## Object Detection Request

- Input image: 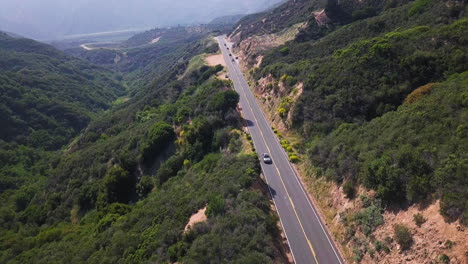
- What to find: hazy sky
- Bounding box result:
[0,0,283,40]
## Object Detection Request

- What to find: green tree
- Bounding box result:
[280,46,290,55]
[157,154,185,185]
[206,195,225,217]
[98,165,133,207]
[394,224,413,250]
[209,90,240,113]
[140,121,175,164]
[413,213,427,227]
[361,155,404,203]
[343,181,356,199]
[137,176,155,197]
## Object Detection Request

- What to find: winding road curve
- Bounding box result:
[216,36,345,264]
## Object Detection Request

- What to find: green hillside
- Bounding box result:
[0,29,285,263]
[1,0,466,262]
[0,32,125,149]
[226,1,468,261]
[311,72,467,221]
[245,0,468,224]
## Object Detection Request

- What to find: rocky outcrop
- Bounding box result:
[229,22,305,70]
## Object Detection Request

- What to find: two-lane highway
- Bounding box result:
[216,36,344,264]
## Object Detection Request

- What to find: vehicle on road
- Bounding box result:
[235,57,238,59]
[218,36,344,264]
[229,54,232,56]
[262,153,272,164]
[232,59,235,62]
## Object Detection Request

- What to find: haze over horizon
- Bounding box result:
[0,0,283,40]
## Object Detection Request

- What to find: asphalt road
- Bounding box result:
[216,36,344,264]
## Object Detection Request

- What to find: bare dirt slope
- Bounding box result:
[184,207,207,232]
[368,201,467,264]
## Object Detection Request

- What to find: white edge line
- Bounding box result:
[221,36,344,264]
[253,94,344,264]
[216,36,298,264]
[251,82,344,264]
[278,139,344,264]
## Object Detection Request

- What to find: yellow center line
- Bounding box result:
[225,44,320,263]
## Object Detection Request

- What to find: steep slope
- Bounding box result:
[239,0,467,218]
[0,32,125,149]
[229,0,416,68]
[315,72,468,263]
[229,0,319,43]
[0,30,288,263]
[228,0,468,262]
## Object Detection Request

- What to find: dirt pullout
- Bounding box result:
[205,54,227,67]
[184,207,207,232]
[206,53,229,80]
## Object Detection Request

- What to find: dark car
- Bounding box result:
[229,54,232,56]
[262,153,272,164]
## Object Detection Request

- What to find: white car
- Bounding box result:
[262,153,272,164]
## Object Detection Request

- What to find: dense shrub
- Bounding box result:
[409,0,433,16]
[280,46,290,55]
[206,195,225,217]
[97,165,134,207]
[0,34,124,150]
[393,224,413,250]
[140,121,175,164]
[352,7,377,21]
[413,213,427,227]
[157,154,185,185]
[354,201,384,236]
[439,254,450,263]
[289,155,300,163]
[209,90,240,113]
[343,181,356,199]
[310,72,468,221]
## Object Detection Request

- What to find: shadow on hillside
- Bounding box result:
[385,197,435,217]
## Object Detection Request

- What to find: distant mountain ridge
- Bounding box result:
[0,0,284,40]
[0,30,23,39]
[209,14,245,25]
